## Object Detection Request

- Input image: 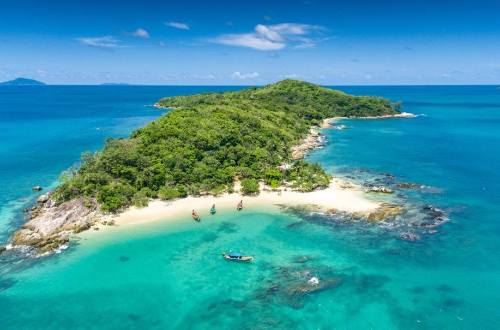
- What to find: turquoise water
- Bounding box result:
[1,86,499,329]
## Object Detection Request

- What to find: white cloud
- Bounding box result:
[217,34,285,50]
[213,23,323,51]
[231,71,259,80]
[166,22,190,30]
[280,73,301,79]
[131,28,150,38]
[77,36,123,49]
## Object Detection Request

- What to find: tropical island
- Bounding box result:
[10,80,406,254]
[0,77,46,86]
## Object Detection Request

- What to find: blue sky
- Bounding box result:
[1,0,499,85]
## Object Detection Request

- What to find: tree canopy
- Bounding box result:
[54,80,398,212]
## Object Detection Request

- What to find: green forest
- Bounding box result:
[54,80,398,212]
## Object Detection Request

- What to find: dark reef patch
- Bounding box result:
[0,277,17,292]
[216,222,238,234]
[119,256,130,262]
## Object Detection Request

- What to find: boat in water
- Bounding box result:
[222,252,253,262]
[210,204,216,215]
[236,200,243,211]
[192,210,201,222]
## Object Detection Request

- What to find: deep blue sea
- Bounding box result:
[0,85,499,329]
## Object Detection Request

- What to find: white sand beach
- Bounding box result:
[110,178,379,227]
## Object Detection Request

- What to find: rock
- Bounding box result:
[367,186,394,194]
[400,232,421,241]
[73,222,91,233]
[293,256,312,264]
[411,205,448,228]
[0,245,5,254]
[366,203,404,222]
[332,124,347,130]
[10,197,101,255]
[32,185,42,191]
[37,193,50,204]
[291,127,325,160]
[397,182,423,189]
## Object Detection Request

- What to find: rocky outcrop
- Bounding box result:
[10,194,104,255]
[367,186,394,194]
[291,127,325,160]
[365,203,404,222]
[357,112,417,120]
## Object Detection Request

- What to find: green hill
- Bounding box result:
[54,80,399,212]
[0,78,46,86]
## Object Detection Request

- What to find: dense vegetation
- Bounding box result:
[54,80,398,212]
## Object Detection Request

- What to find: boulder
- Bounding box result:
[37,193,50,204]
[366,203,404,222]
[367,186,394,194]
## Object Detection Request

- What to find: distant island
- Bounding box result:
[10,80,406,254]
[100,82,132,86]
[0,78,46,86]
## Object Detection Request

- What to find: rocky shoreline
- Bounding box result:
[7,193,110,256]
[290,118,335,160]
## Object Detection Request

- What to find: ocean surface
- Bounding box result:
[0,85,499,329]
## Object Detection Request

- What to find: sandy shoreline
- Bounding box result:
[108,178,378,228]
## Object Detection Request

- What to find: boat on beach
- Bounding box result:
[222,252,253,262]
[210,204,216,215]
[236,200,243,211]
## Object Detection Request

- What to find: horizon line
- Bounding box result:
[1,83,499,87]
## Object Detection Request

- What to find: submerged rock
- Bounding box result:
[366,203,404,222]
[400,231,421,241]
[397,182,424,189]
[411,205,448,228]
[257,265,343,309]
[292,255,313,264]
[0,278,17,292]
